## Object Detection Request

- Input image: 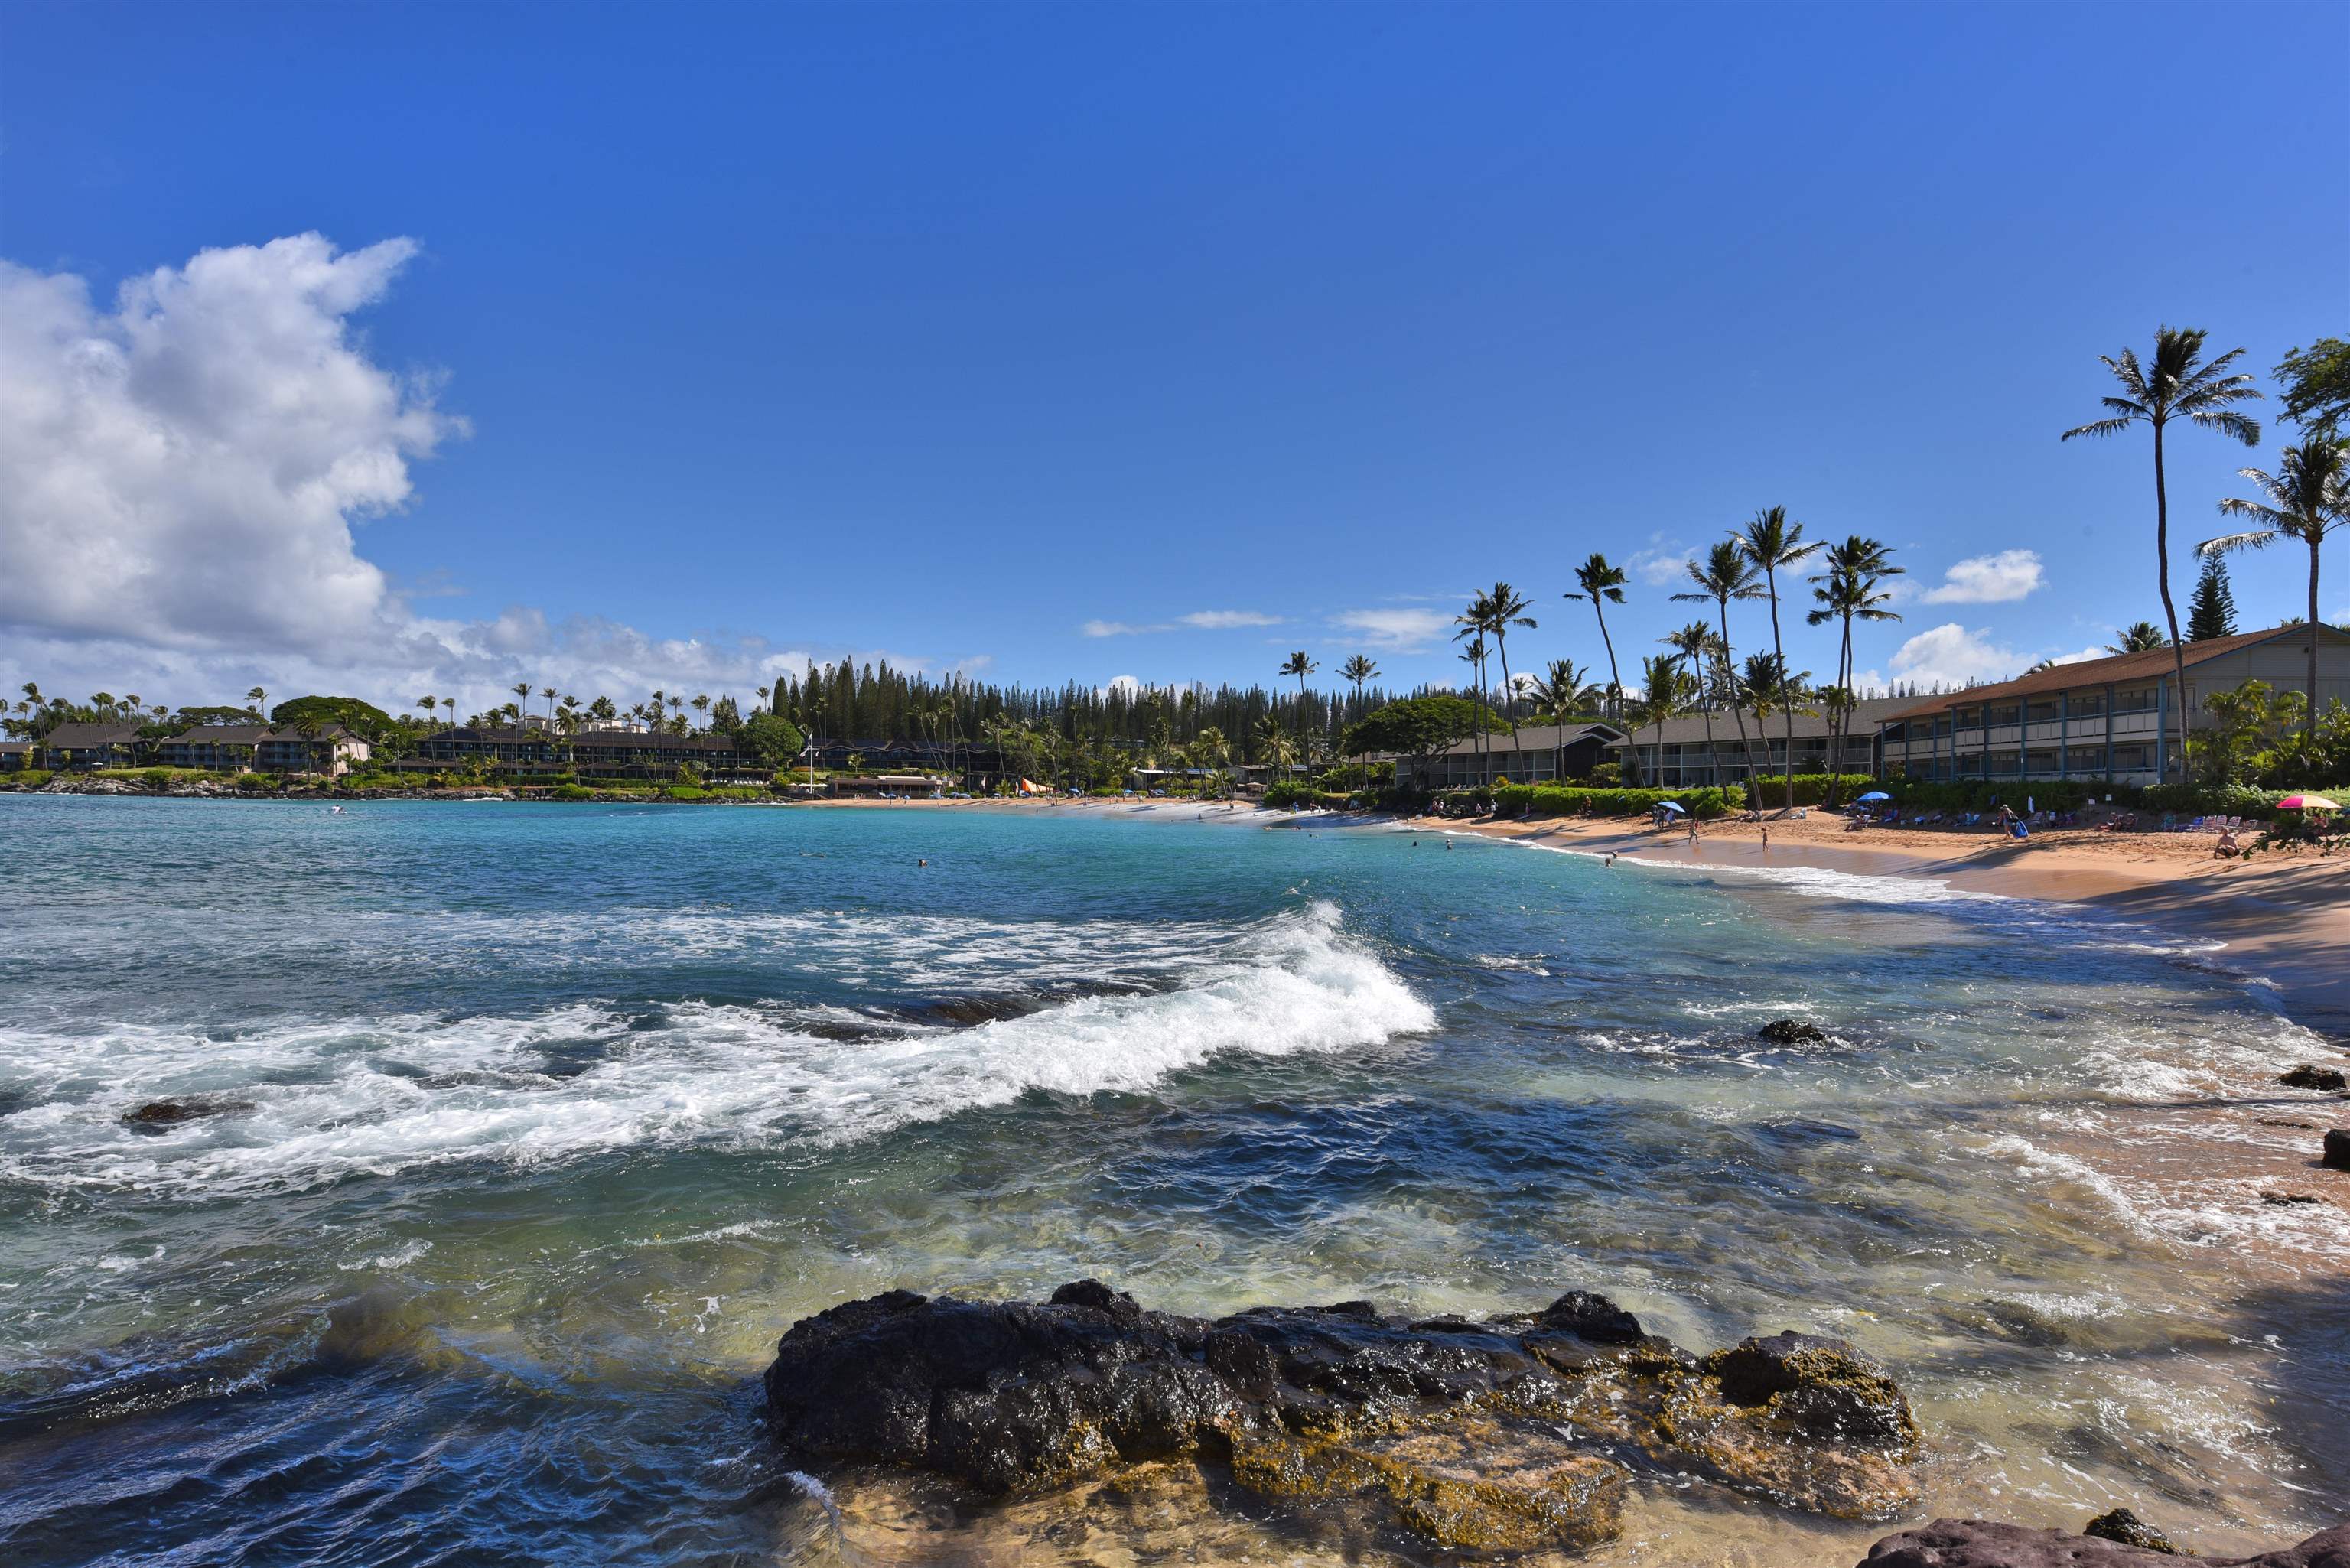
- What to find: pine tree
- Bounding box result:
[2186,553,2238,643]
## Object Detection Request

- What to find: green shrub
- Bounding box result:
[11,768,54,790]
[143,767,176,791]
[665,785,709,801]
[551,782,595,801]
[1483,782,1746,818]
[2139,782,2287,820]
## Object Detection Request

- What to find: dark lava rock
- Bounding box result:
[1758,1018,1831,1044]
[2260,1191,2322,1206]
[2325,1129,2350,1172]
[2085,1508,2186,1554]
[120,1098,252,1129]
[1856,1519,2350,1567]
[765,1283,1926,1553]
[2280,1064,2348,1091]
[1706,1331,1919,1446]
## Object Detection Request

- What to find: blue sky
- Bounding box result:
[2,1,2345,712]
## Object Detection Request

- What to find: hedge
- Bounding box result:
[1480,783,1747,819]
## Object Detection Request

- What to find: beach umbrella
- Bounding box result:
[1658,800,1688,815]
[1856,791,1890,803]
[2277,794,2339,811]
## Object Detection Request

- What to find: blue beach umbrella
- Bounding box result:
[1658,800,1688,815]
[1856,791,1890,803]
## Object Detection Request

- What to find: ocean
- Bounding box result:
[0,794,2342,1565]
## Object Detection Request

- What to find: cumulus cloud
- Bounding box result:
[1081,610,1281,637]
[1330,607,1454,652]
[1,234,461,650]
[1867,623,2020,689]
[1920,549,2044,604]
[0,234,981,716]
[1628,542,1696,588]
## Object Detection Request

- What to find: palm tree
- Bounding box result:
[1633,654,1694,789]
[1564,554,1629,727]
[1453,633,1492,782]
[539,685,558,725]
[441,697,455,725]
[1251,712,1295,770]
[692,694,711,732]
[2062,327,2263,783]
[1805,535,1903,806]
[1528,657,1601,781]
[1339,654,1378,717]
[1735,507,1823,812]
[2200,434,2349,737]
[558,695,582,736]
[1278,652,1317,760]
[416,695,438,727]
[1662,622,1723,787]
[1476,581,1537,750]
[2105,621,2169,654]
[246,686,268,720]
[1741,651,1812,802]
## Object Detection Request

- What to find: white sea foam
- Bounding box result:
[0,902,1431,1200]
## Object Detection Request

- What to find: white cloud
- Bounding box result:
[1178,609,1280,629]
[1629,544,1695,588]
[2049,644,2108,667]
[1,233,463,650]
[0,235,976,717]
[1082,610,1280,636]
[1331,607,1454,651]
[1875,623,2026,689]
[1921,549,2044,604]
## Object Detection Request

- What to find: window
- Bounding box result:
[1987,704,2021,727]
[2111,744,2151,771]
[1987,751,2022,774]
[2068,692,2105,718]
[2114,687,2157,714]
[2026,701,2059,723]
[2023,750,2057,773]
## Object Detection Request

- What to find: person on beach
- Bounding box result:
[1760,825,1769,849]
[1685,817,1700,845]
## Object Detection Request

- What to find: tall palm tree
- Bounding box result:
[1528,657,1601,781]
[417,695,438,727]
[2062,327,2263,783]
[246,686,268,720]
[1564,555,1629,727]
[441,697,456,724]
[1805,535,1903,806]
[1477,581,1537,749]
[692,694,711,731]
[539,685,558,726]
[1634,654,1694,789]
[2105,621,2169,653]
[1661,622,1723,787]
[1735,507,1823,812]
[1339,654,1378,718]
[1278,652,1317,763]
[2199,434,2349,737]
[1453,634,1492,783]
[1740,651,1811,803]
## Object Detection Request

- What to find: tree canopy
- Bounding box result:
[2276,337,2350,434]
[270,695,396,739]
[1339,695,1505,761]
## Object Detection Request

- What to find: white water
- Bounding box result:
[0,902,1432,1200]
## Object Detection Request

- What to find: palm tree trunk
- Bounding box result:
[1714,600,1759,800]
[1496,637,1520,783]
[2154,421,2187,785]
[1826,616,1854,808]
[2310,536,2324,740]
[1766,568,1795,812]
[1596,606,1636,785]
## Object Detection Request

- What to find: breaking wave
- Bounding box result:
[0,902,1431,1199]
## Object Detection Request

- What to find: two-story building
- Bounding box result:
[1406,721,1629,789]
[412,725,568,768]
[255,724,373,776]
[36,721,149,770]
[569,730,746,778]
[154,724,272,771]
[1875,623,2350,786]
[1601,698,1909,788]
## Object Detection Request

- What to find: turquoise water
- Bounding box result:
[0,795,2342,1565]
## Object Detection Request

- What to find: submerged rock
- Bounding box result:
[2279,1063,2348,1091]
[764,1283,1924,1553]
[1856,1519,2350,1567]
[1758,1018,1831,1044]
[2324,1129,2350,1172]
[2085,1508,2186,1554]
[121,1098,252,1129]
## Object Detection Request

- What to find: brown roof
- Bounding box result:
[38,721,147,747]
[572,730,739,752]
[1880,623,2350,722]
[167,724,272,745]
[1603,697,1912,748]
